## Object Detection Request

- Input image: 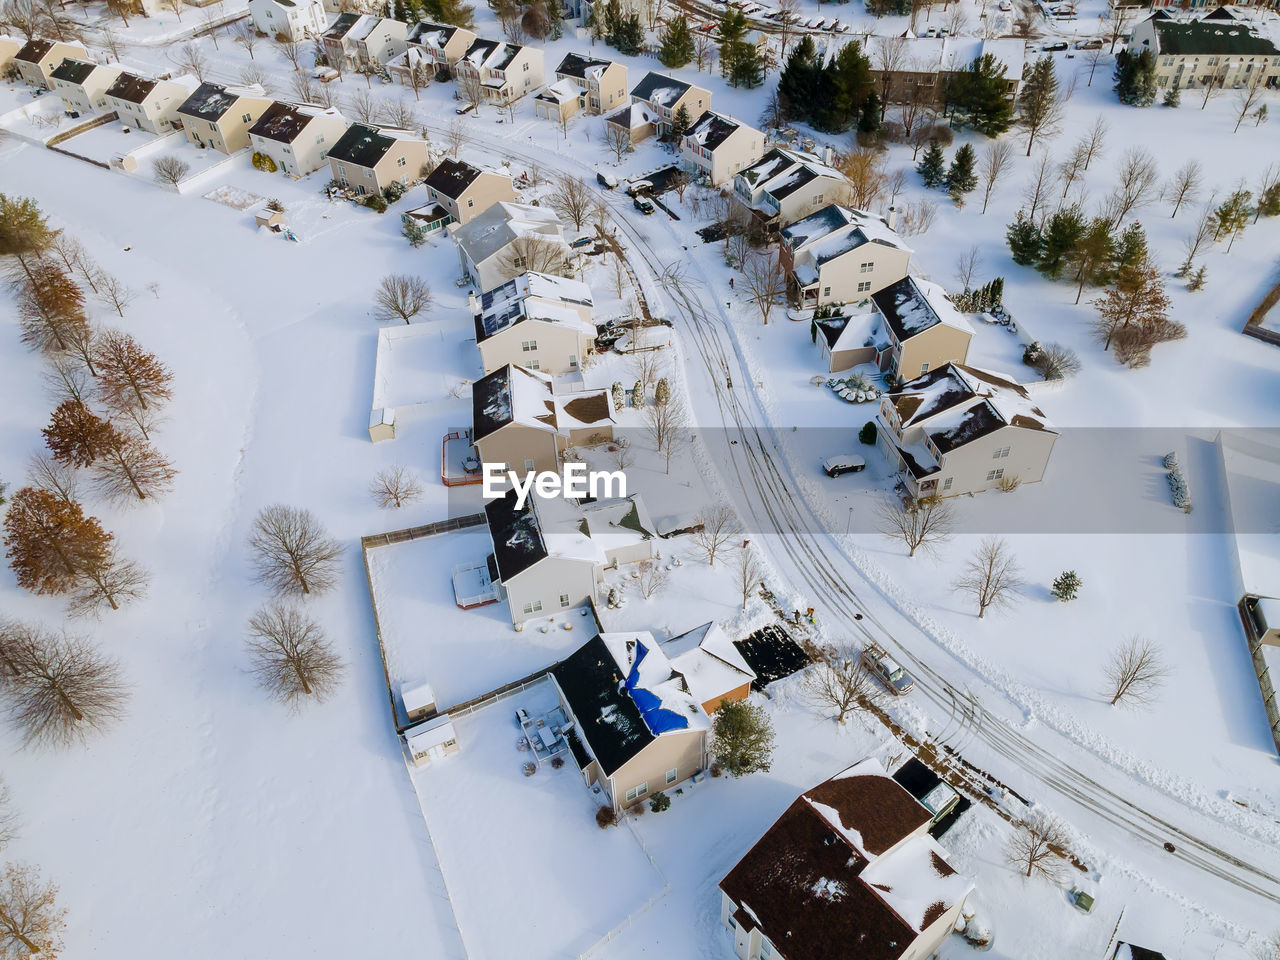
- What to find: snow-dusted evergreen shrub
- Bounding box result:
[1051,571,1082,601]
[1164,452,1192,513]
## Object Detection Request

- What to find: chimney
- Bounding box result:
[823,143,834,165]
[467,291,479,315]
[886,206,899,231]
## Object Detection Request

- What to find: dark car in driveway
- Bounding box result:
[633,196,655,215]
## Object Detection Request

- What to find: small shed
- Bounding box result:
[404,713,460,768]
[401,681,437,723]
[255,208,285,230]
[369,406,396,442]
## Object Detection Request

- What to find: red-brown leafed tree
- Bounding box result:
[42,399,116,468]
[0,862,66,956]
[94,330,174,413]
[16,260,88,354]
[92,432,177,504]
[2,487,113,596]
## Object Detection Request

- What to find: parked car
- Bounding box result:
[1075,38,1103,49]
[627,179,653,196]
[1041,41,1069,51]
[597,171,619,190]
[821,454,866,477]
[570,235,594,248]
[633,196,656,215]
[862,642,915,695]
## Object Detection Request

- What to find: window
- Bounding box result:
[527,359,539,370]
[241,112,252,123]
[859,261,874,273]
[920,362,929,375]
[315,133,325,144]
[727,913,737,930]
[993,445,1011,459]
[513,256,527,269]
[524,458,536,472]
[857,280,872,292]
[568,355,578,370]
[397,156,406,167]
[337,163,346,176]
[559,593,570,608]
[822,286,831,297]
[625,782,649,803]
[521,599,543,614]
[523,61,529,71]
[466,197,475,207]
[761,938,774,959]
[814,193,823,203]
[521,340,537,352]
[208,120,217,131]
[665,767,678,784]
[986,468,1004,482]
[942,477,953,491]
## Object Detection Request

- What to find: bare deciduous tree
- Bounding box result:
[274,35,303,70]
[953,536,1021,618]
[345,86,377,123]
[979,139,1013,215]
[95,329,174,413]
[604,124,630,163]
[42,355,94,407]
[372,273,432,324]
[92,431,176,504]
[68,546,148,618]
[497,237,570,282]
[26,452,79,506]
[1080,117,1107,171]
[0,862,65,957]
[1,624,127,747]
[246,603,344,706]
[459,71,484,113]
[93,271,134,317]
[1162,159,1202,219]
[248,504,340,596]
[691,505,740,566]
[1103,636,1170,707]
[446,118,467,157]
[233,21,260,60]
[733,542,765,610]
[741,252,785,325]
[1022,150,1058,223]
[644,393,688,474]
[954,245,983,292]
[1007,811,1070,882]
[802,639,873,724]
[370,465,423,508]
[172,41,210,81]
[878,494,955,558]
[0,777,18,851]
[635,560,669,600]
[289,70,318,105]
[549,174,593,231]
[1105,148,1159,228]
[379,96,418,130]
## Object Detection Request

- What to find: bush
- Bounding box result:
[924,123,953,147]
[1051,570,1082,601]
[649,791,671,813]
[859,421,877,445]
[629,801,645,817]
[251,151,278,173]
[363,194,389,213]
[266,197,285,213]
[384,180,407,203]
[595,805,617,829]
[550,755,565,769]
[522,761,536,777]
[709,762,723,778]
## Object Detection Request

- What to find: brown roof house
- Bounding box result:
[454,37,546,106]
[177,82,273,154]
[877,362,1058,499]
[49,58,122,115]
[13,38,88,87]
[326,122,428,195]
[422,157,517,226]
[680,110,765,186]
[104,71,194,134]
[551,627,753,811]
[248,102,349,178]
[720,757,973,960]
[474,271,596,376]
[779,204,912,309]
[471,363,613,476]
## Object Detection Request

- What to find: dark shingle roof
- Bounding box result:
[555,52,613,79]
[473,365,516,440]
[484,488,548,582]
[684,110,740,152]
[50,58,99,85]
[552,635,654,777]
[630,71,692,104]
[15,38,55,63]
[177,82,243,121]
[106,72,160,105]
[1153,19,1278,56]
[248,101,315,143]
[872,276,941,343]
[407,20,459,44]
[323,12,359,40]
[325,122,394,167]
[423,157,483,199]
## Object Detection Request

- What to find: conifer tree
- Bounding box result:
[946,143,977,206]
[1006,209,1044,266]
[777,36,820,122]
[42,400,115,469]
[917,140,946,188]
[1162,84,1180,108]
[657,15,694,69]
[0,194,56,281]
[3,487,113,596]
[951,53,1015,136]
[1038,206,1086,279]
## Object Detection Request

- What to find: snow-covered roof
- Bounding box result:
[407,20,462,49]
[683,110,750,152]
[555,52,615,80]
[472,364,611,441]
[580,496,657,554]
[404,713,457,753]
[882,36,1026,83]
[630,70,695,106]
[599,632,711,736]
[451,201,566,266]
[660,622,756,709]
[535,77,581,106]
[873,276,974,343]
[782,205,911,265]
[177,82,262,122]
[400,681,436,714]
[859,833,973,934]
[476,271,594,344]
[461,37,523,71]
[606,101,658,132]
[737,148,846,205]
[249,101,345,143]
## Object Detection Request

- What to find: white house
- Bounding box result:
[49,58,122,115]
[449,201,569,293]
[248,101,349,177]
[248,0,326,41]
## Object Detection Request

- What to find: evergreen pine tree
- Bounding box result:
[670,103,692,139]
[1112,222,1149,276]
[1162,84,1181,108]
[1133,50,1158,106]
[401,214,428,248]
[613,12,644,56]
[1187,265,1207,291]
[1038,206,1086,279]
[816,40,872,132]
[1006,210,1044,266]
[728,41,764,88]
[657,15,694,69]
[1051,570,1082,601]
[858,92,882,135]
[777,36,819,123]
[917,139,946,188]
[946,143,978,204]
[1257,182,1280,217]
[951,53,1015,136]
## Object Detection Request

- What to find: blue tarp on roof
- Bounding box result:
[625,643,689,735]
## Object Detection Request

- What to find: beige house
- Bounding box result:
[49,59,122,115]
[680,110,764,186]
[322,14,408,70]
[176,82,272,154]
[720,757,973,960]
[627,71,711,137]
[105,72,192,134]
[248,0,326,41]
[872,276,973,380]
[450,201,569,293]
[326,122,428,195]
[1129,11,1280,90]
[733,148,852,229]
[552,627,753,811]
[422,157,517,227]
[533,78,583,123]
[13,38,88,87]
[399,20,475,72]
[248,101,349,177]
[0,36,21,77]
[455,37,546,105]
[779,204,913,309]
[878,362,1059,499]
[604,100,660,147]
[472,363,614,476]
[474,271,596,375]
[552,52,627,115]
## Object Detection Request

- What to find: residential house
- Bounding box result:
[812,303,885,373]
[733,148,854,229]
[393,20,475,78]
[422,157,517,226]
[474,271,596,375]
[534,79,584,123]
[322,14,408,71]
[603,101,660,148]
[248,0,326,41]
[779,204,913,308]
[552,626,753,810]
[13,38,88,87]
[326,122,428,195]
[869,35,1025,105]
[176,82,272,154]
[49,59,123,115]
[248,101,349,177]
[720,757,973,960]
[0,36,21,77]
[626,71,711,137]
[552,52,627,115]
[449,201,569,293]
[471,363,614,476]
[878,362,1058,498]
[680,110,765,186]
[104,72,193,134]
[1129,12,1280,89]
[872,276,973,380]
[454,37,545,105]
